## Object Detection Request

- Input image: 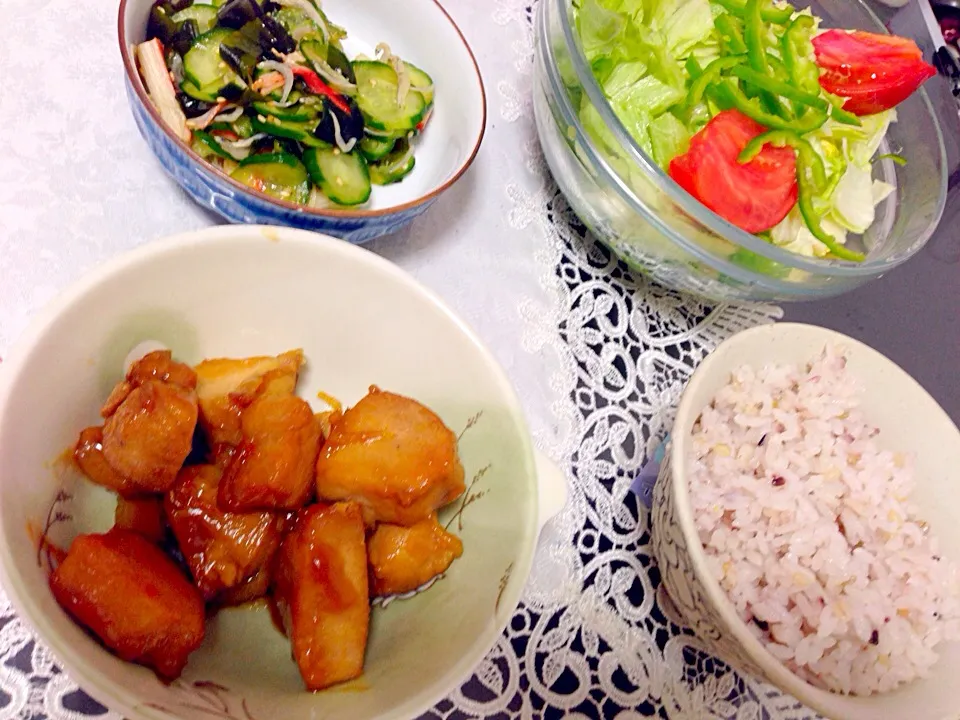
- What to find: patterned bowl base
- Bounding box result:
[125,81,434,244]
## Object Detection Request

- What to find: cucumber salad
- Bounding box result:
[573,0,937,261]
[135,0,434,207]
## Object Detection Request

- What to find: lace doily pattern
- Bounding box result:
[427,152,804,718]
[0,0,826,718]
[0,594,117,720]
[418,2,820,719]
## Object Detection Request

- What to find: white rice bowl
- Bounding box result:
[689,345,960,696]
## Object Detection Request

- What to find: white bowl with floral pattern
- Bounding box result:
[0,225,567,720]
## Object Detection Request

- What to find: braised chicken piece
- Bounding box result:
[165,464,284,600]
[114,496,166,544]
[213,564,272,608]
[315,388,466,526]
[84,351,200,494]
[125,350,199,390]
[272,502,369,691]
[218,391,321,512]
[193,350,304,448]
[367,514,463,597]
[315,410,341,443]
[74,426,140,497]
[49,528,205,681]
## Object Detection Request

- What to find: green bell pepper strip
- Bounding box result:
[743,0,769,73]
[730,65,829,111]
[781,15,820,95]
[766,53,789,82]
[737,130,826,190]
[794,145,865,261]
[733,129,860,260]
[797,188,865,261]
[685,56,704,81]
[742,0,789,118]
[830,105,862,126]
[715,14,747,54]
[709,80,828,132]
[878,152,907,166]
[686,57,744,109]
[712,0,793,24]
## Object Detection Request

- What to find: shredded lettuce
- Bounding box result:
[570,0,901,264]
[662,0,716,58]
[649,112,691,166]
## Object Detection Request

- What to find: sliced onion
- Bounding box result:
[281,50,305,64]
[186,100,228,130]
[363,125,394,138]
[219,143,251,161]
[220,132,267,150]
[168,52,185,86]
[329,112,357,153]
[394,142,415,169]
[259,60,294,103]
[308,55,357,94]
[375,42,410,106]
[274,0,329,43]
[215,105,244,123]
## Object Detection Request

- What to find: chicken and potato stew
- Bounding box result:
[51,349,466,690]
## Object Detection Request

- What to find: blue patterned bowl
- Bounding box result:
[118,0,486,243]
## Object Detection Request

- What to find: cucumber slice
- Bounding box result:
[326,45,356,85]
[302,147,371,206]
[172,4,218,33]
[404,62,434,106]
[358,134,397,162]
[233,114,254,138]
[251,100,318,123]
[272,7,324,43]
[368,140,416,186]
[232,152,310,204]
[192,130,234,160]
[237,151,301,168]
[300,38,329,68]
[181,79,219,102]
[183,28,240,93]
[352,61,426,132]
[250,113,318,143]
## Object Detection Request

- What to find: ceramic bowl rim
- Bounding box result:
[0,225,540,720]
[666,321,960,716]
[117,0,487,220]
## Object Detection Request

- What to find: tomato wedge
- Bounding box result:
[812,30,937,116]
[668,110,797,234]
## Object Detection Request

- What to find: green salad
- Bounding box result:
[569,0,936,261]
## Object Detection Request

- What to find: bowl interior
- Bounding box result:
[671,323,960,720]
[0,227,536,720]
[121,0,486,214]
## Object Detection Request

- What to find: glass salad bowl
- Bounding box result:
[533,0,948,302]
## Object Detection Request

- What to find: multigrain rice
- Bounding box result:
[689,345,960,695]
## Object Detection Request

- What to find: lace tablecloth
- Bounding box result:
[0,0,811,717]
